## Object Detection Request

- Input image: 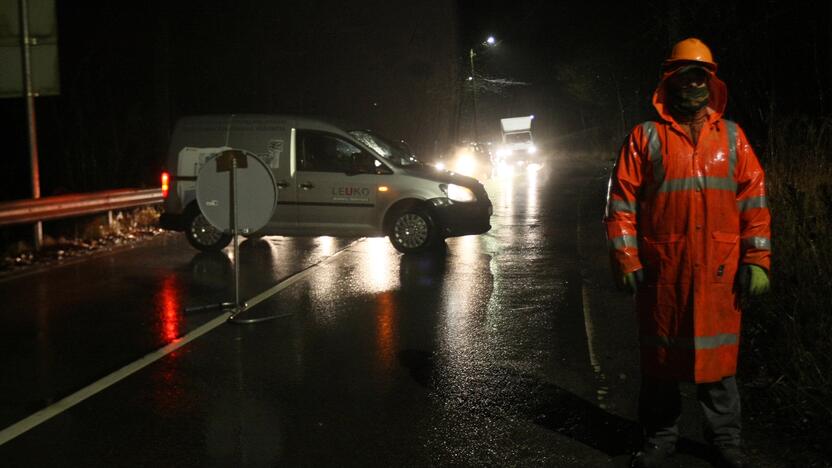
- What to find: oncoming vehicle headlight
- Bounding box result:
[453,153,476,177]
[527,145,537,154]
[439,183,477,202]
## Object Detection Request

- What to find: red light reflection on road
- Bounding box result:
[158,275,182,343]
[375,291,397,372]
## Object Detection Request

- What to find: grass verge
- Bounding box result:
[740,116,832,455]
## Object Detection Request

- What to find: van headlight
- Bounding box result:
[439,183,476,202]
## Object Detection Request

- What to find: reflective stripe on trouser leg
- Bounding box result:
[697,376,742,447]
[638,376,681,445]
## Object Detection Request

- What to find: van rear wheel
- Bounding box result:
[184,206,232,252]
[388,208,440,254]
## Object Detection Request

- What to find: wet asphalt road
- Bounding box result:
[0,156,795,467]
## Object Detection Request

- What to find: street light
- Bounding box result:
[469,35,497,142]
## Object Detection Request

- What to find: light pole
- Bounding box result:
[469,47,478,141]
[468,36,496,142]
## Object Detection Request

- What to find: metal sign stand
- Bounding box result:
[223,152,279,324]
[186,149,279,324]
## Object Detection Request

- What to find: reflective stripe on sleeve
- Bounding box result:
[726,120,737,178]
[742,236,771,250]
[641,333,738,350]
[610,199,638,213]
[643,122,665,184]
[737,196,768,212]
[609,235,638,250]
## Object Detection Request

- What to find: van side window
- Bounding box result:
[298,132,362,173]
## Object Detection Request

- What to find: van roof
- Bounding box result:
[176,114,351,135]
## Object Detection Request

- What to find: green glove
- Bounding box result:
[738,264,770,296]
[619,269,644,294]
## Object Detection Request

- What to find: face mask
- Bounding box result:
[669,83,710,116]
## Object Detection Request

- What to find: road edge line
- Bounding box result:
[0,312,230,446]
[243,239,357,311]
[0,238,363,446]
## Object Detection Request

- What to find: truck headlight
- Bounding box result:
[439,183,476,202]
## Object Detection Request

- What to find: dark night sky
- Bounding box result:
[2,0,831,202]
[456,1,649,141]
[458,1,639,75]
[459,0,832,145]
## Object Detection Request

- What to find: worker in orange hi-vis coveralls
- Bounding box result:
[604,38,771,468]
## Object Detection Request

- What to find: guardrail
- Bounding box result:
[0,188,164,227]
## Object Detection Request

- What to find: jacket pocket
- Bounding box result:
[641,233,685,285]
[711,231,740,284]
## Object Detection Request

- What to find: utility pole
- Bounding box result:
[19,0,42,249]
[469,47,479,142]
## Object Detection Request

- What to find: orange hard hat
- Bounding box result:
[663,38,717,72]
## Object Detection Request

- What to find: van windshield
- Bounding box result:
[349,130,420,167]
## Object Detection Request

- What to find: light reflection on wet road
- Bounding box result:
[1,157,789,466]
[0,234,357,428]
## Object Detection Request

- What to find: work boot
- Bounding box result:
[630,443,676,468]
[713,444,746,468]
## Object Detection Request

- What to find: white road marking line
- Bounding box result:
[575,184,609,407]
[581,283,601,371]
[575,207,600,370]
[0,238,361,446]
[243,240,355,310]
[0,312,229,446]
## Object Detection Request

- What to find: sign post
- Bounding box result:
[1,0,60,249]
[189,149,278,324]
[215,150,247,316]
[19,0,42,248]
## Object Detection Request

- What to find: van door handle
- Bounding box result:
[299,182,315,190]
[276,181,290,189]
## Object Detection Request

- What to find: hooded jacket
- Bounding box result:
[605,67,771,383]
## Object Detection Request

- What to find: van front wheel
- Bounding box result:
[184,207,232,252]
[388,208,440,254]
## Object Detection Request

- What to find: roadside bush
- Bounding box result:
[1,206,163,273]
[741,116,832,436]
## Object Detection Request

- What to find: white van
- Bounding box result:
[160,114,492,254]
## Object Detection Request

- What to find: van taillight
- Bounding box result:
[161,171,170,198]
